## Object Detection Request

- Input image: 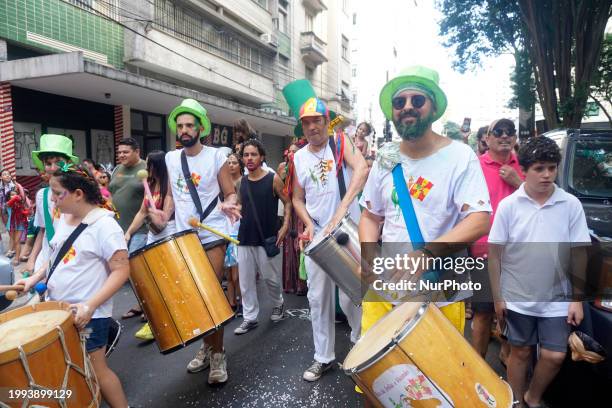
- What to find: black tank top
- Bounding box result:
[238,172,279,246]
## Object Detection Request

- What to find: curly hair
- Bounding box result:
[52,164,105,206]
[518,136,561,170]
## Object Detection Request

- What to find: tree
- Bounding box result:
[443,121,463,140]
[518,0,612,129]
[589,34,612,125]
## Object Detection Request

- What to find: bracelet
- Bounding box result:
[420,247,436,259]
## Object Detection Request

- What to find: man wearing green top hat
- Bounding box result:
[285,78,368,381]
[357,65,491,405]
[26,134,79,276]
[165,98,240,385]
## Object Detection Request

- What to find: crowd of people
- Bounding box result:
[4,64,590,408]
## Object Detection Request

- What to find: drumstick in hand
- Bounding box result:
[188,217,240,245]
[137,169,156,210]
[1,284,24,301]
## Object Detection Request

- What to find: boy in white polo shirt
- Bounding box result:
[488,136,590,408]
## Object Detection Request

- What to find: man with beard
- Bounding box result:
[292,97,368,381]
[165,99,240,384]
[358,67,491,405]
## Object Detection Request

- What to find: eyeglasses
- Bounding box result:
[491,128,516,138]
[391,94,427,110]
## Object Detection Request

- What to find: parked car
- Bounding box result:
[543,128,612,405]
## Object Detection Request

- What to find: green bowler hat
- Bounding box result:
[168,98,212,138]
[379,65,448,122]
[282,79,338,136]
[31,134,79,171]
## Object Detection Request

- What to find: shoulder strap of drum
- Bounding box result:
[43,187,55,242]
[46,223,88,284]
[391,163,424,245]
[328,136,346,200]
[180,150,218,222]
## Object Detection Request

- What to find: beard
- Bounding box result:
[179,134,199,147]
[393,109,434,141]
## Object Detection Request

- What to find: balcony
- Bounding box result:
[302,0,327,14]
[300,32,327,67]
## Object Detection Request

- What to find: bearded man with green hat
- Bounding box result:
[356,65,492,406]
[165,98,240,384]
[25,134,79,275]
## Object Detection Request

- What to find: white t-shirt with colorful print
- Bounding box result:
[46,209,127,319]
[165,146,229,244]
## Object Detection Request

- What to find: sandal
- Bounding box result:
[5,250,15,258]
[121,307,143,319]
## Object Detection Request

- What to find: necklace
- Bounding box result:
[308,144,327,161]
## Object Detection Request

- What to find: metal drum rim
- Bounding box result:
[343,302,428,375]
[128,229,199,259]
[304,214,353,256]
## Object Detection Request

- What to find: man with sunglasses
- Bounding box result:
[359,66,491,398]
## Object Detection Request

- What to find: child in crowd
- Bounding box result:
[16,163,130,408]
[489,136,589,408]
[6,190,29,265]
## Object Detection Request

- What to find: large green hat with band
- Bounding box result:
[168,98,211,138]
[31,134,79,171]
[379,65,447,122]
[282,79,337,136]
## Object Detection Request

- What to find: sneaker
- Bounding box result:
[302,361,333,382]
[134,323,154,340]
[235,302,243,318]
[233,320,258,335]
[270,304,284,322]
[208,352,228,384]
[187,343,212,373]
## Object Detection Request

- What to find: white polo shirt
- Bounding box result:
[488,184,591,317]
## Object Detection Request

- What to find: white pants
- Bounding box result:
[237,245,284,322]
[305,256,362,364]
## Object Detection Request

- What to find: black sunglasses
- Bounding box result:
[391,94,427,110]
[491,128,516,138]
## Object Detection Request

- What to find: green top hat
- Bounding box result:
[282,79,337,136]
[31,134,79,171]
[167,99,212,138]
[379,65,448,122]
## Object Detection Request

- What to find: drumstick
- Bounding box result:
[0,284,25,292]
[188,217,240,245]
[137,169,156,210]
[5,290,18,300]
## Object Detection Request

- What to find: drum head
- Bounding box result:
[343,302,425,373]
[0,309,70,353]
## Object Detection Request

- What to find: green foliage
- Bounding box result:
[443,121,463,140]
[507,48,537,110]
[590,34,612,106]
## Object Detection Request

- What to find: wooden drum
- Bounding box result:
[0,301,100,408]
[343,302,513,408]
[129,230,234,354]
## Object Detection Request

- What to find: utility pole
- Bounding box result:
[384,70,391,142]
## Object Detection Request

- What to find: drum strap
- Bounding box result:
[180,150,218,222]
[46,223,88,284]
[43,187,55,242]
[329,136,346,200]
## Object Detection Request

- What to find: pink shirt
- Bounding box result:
[472,152,524,257]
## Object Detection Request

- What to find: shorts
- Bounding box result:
[504,309,570,352]
[472,301,495,313]
[202,239,227,251]
[84,317,110,352]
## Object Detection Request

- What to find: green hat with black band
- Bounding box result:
[31,134,79,171]
[167,98,212,138]
[379,65,448,122]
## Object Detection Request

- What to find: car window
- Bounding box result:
[568,139,612,198]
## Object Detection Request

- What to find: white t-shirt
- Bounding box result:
[293,141,361,232]
[46,209,127,319]
[488,184,591,317]
[360,141,492,305]
[166,147,229,244]
[34,187,63,271]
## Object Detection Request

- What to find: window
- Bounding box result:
[352,67,357,77]
[279,9,288,33]
[279,55,290,69]
[130,110,166,156]
[342,36,349,61]
[353,13,357,25]
[252,0,268,9]
[305,12,314,32]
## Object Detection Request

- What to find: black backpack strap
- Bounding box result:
[329,136,347,200]
[46,223,88,284]
[181,150,218,221]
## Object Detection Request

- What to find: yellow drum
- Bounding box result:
[0,301,100,408]
[129,230,234,354]
[343,302,513,407]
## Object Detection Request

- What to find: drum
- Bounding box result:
[343,302,513,408]
[129,230,234,354]
[304,215,362,305]
[0,301,100,408]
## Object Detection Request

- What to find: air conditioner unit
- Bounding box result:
[260,33,279,47]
